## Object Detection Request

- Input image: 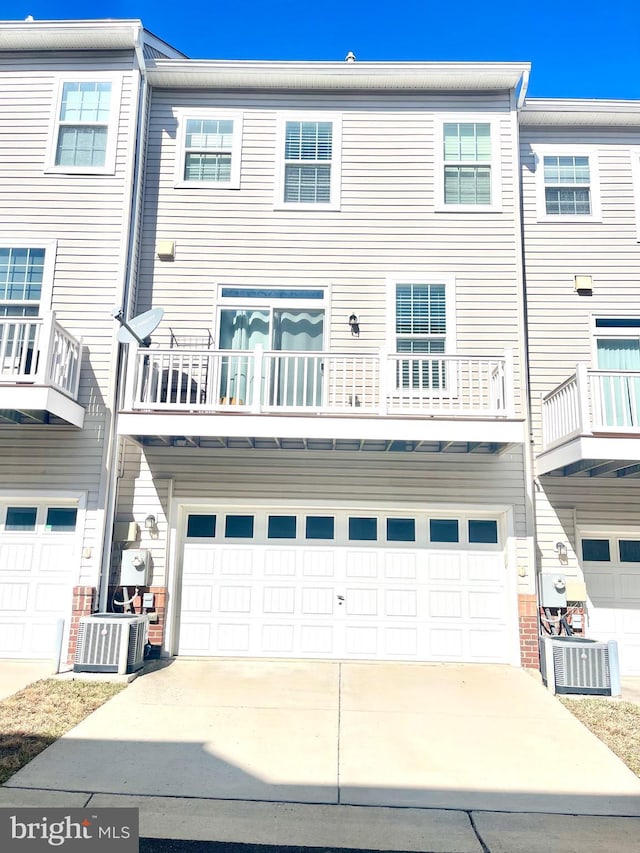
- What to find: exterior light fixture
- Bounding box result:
[144,515,157,531]
[348,314,360,336]
[556,542,568,558]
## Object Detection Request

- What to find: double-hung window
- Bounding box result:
[392,280,453,391]
[544,156,591,215]
[441,122,495,208]
[177,112,242,188]
[277,114,341,209]
[49,77,120,173]
[534,147,600,220]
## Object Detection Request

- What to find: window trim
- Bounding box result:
[0,240,56,316]
[274,112,342,211]
[435,116,502,212]
[45,74,122,175]
[174,109,243,189]
[532,145,602,223]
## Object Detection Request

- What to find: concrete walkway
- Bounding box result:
[0,660,56,701]
[2,660,640,851]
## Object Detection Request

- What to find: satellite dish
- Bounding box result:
[114,308,164,347]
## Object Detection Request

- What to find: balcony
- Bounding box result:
[0,312,84,427]
[539,364,640,476]
[118,346,524,452]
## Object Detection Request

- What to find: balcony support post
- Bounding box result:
[576,362,592,435]
[124,343,140,410]
[504,349,515,417]
[37,311,55,385]
[251,345,263,414]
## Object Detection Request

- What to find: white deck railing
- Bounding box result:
[542,363,640,449]
[125,346,514,418]
[0,312,82,400]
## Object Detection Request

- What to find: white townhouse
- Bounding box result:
[114,58,535,666]
[0,20,183,661]
[520,100,640,675]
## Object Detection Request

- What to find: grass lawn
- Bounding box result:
[0,679,125,785]
[560,697,640,777]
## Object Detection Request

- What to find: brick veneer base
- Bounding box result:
[518,593,540,669]
[67,586,96,664]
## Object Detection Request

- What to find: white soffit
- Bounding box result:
[0,20,141,51]
[521,99,640,127]
[146,60,529,92]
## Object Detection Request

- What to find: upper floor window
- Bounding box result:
[390,278,455,391]
[176,112,243,188]
[543,156,591,215]
[276,114,341,209]
[0,246,53,317]
[48,77,121,174]
[441,122,495,207]
[533,147,600,221]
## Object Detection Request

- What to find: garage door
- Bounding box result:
[176,508,515,663]
[0,500,80,658]
[581,535,640,675]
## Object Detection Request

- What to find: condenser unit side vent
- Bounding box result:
[74,615,148,675]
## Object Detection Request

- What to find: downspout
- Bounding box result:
[97,27,150,613]
[512,68,542,659]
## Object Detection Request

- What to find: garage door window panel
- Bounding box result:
[305,516,335,540]
[224,515,254,539]
[468,520,498,544]
[268,515,297,539]
[187,514,217,539]
[349,517,378,541]
[5,507,38,532]
[582,539,611,561]
[430,519,459,543]
[386,518,416,542]
[45,508,77,532]
[619,540,640,562]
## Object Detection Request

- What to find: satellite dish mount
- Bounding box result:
[113,308,164,347]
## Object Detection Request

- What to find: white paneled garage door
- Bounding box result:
[0,500,81,659]
[581,534,640,675]
[176,507,516,663]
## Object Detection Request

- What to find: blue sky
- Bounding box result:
[8,0,640,99]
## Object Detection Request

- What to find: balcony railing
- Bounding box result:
[0,312,82,400]
[542,364,640,450]
[124,346,514,418]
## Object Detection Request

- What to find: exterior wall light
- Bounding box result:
[144,514,157,531]
[348,314,360,336]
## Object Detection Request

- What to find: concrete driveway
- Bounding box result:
[3,659,640,818]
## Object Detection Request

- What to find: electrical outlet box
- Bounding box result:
[120,549,151,586]
[142,592,155,609]
[540,573,567,607]
[114,521,140,543]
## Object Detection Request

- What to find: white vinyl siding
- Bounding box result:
[47,76,121,174]
[276,113,342,209]
[441,122,495,208]
[176,112,243,188]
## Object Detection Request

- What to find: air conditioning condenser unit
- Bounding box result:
[74,614,149,675]
[539,635,621,696]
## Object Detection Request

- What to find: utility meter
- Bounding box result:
[120,549,151,586]
[540,573,567,607]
